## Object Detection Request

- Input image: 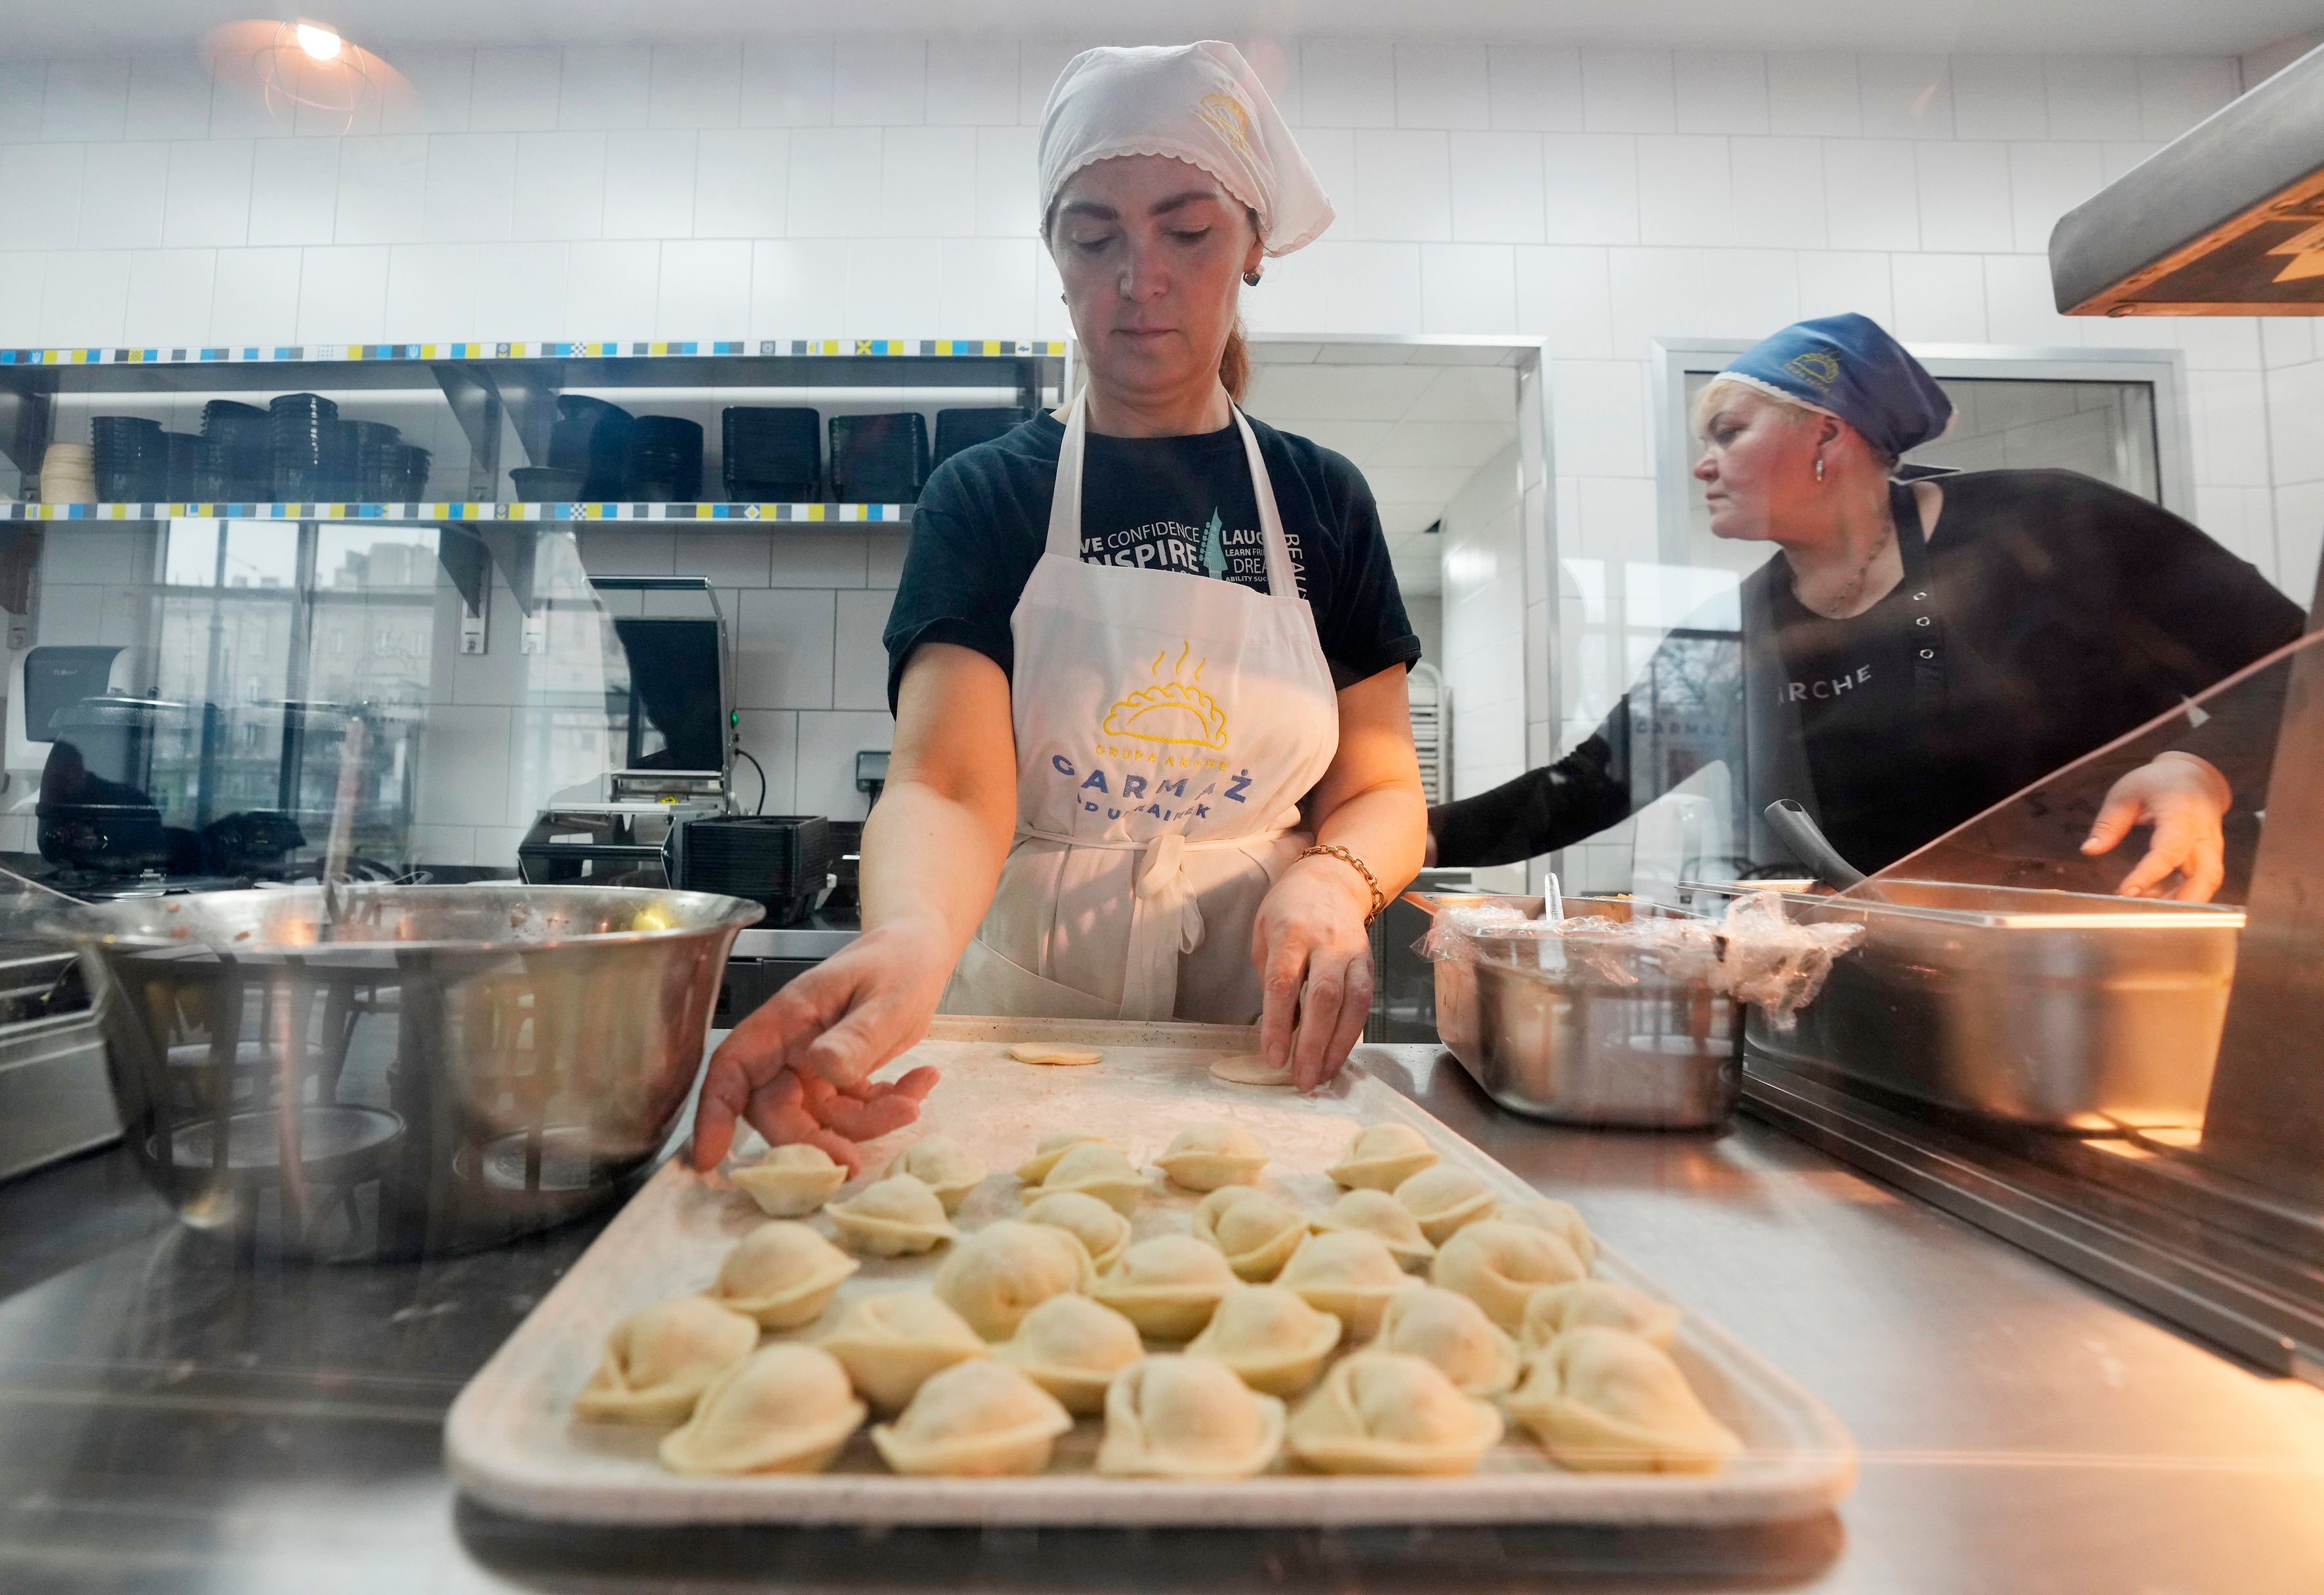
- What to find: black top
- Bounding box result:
[1431,469,2307,876]
[883,413,1421,711]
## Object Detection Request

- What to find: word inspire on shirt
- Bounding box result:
[1783,663,1873,704]
[1050,754,1252,824]
[1080,512,1309,596]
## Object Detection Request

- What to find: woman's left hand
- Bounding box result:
[1251,855,1376,1092]
[2081,751,2233,902]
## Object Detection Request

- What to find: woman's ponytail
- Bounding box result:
[1219,318,1250,404]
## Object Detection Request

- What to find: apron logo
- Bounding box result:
[1784,348,1841,392]
[1100,640,1229,749]
[1197,92,1254,155]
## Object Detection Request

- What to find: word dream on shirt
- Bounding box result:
[1080,514,1309,598]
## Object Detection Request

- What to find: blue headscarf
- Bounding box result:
[1717,313,1952,460]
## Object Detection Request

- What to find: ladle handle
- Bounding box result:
[1764,800,1869,892]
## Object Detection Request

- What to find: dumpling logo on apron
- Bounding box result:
[1101,642,1229,749]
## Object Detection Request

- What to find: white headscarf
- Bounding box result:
[1038,41,1334,257]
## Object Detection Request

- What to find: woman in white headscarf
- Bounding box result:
[693,42,1427,1170]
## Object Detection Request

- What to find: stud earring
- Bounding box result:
[1242,270,1263,287]
[1814,456,1825,484]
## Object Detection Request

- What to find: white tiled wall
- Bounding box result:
[0,37,2304,875]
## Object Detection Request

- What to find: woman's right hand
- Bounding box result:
[689,921,950,1172]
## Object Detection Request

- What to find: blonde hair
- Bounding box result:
[1689,375,1896,468]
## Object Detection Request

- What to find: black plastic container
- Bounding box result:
[828,412,930,504]
[681,815,837,926]
[89,415,166,501]
[722,406,821,501]
[268,393,342,501]
[162,432,201,499]
[546,395,635,500]
[624,415,704,503]
[510,466,584,503]
[199,400,271,501]
[933,406,1035,468]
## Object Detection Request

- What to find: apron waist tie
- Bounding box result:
[1011,823,1294,1020]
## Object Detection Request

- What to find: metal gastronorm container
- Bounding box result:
[1717,880,2244,1132]
[1423,894,1743,1130]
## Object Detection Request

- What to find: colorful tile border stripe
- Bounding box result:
[0,339,1064,367]
[0,501,916,525]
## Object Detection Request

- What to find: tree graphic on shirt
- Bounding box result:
[1200,508,1227,579]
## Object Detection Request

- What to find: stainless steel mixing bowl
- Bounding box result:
[70,883,762,1260]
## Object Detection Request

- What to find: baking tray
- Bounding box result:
[445,1017,1856,1526]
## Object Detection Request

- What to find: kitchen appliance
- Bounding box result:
[624,415,704,502]
[0,941,111,1182]
[1716,881,2245,1132]
[721,405,821,501]
[828,412,929,503]
[1424,893,1745,1129]
[680,815,836,927]
[546,394,635,500]
[56,882,761,1260]
[931,405,1034,468]
[516,795,725,892]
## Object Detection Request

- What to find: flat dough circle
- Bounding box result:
[1008,1042,1103,1067]
[1210,1052,1294,1088]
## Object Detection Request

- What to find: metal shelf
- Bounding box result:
[0,500,916,528]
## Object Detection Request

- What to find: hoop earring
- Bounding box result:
[1242,270,1263,287]
[1814,456,1825,484]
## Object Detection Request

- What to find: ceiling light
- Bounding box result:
[295,22,342,62]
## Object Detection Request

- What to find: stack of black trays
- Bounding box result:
[548,395,636,499]
[162,431,201,499]
[626,416,704,502]
[682,816,837,926]
[933,406,1035,469]
[344,421,424,501]
[89,416,166,501]
[828,413,930,503]
[269,393,342,501]
[195,400,270,501]
[722,407,820,501]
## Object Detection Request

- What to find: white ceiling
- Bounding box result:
[1242,343,1522,599]
[12,1,2319,59]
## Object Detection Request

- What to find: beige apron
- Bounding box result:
[941,394,1340,1023]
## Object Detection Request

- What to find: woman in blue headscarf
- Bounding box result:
[1429,314,2304,902]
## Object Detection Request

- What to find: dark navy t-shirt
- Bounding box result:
[883,412,1421,710]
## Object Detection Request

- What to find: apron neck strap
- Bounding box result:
[1049,392,1302,598]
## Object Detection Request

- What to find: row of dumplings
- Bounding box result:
[575,1118,1742,1479]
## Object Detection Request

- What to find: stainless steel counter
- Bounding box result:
[3,1043,2321,1593]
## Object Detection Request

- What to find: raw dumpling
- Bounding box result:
[1021,1140,1148,1216]
[1311,1188,1435,1270]
[1209,1052,1294,1087]
[573,1295,761,1424]
[1183,1284,1343,1398]
[869,1358,1074,1477]
[883,1136,986,1214]
[659,1344,866,1476]
[1520,1279,1681,1354]
[1276,1230,1420,1340]
[1021,1189,1134,1272]
[1505,1326,1741,1474]
[996,1292,1146,1414]
[1191,1185,1308,1282]
[1015,1130,1120,1184]
[1091,1233,1240,1340]
[1495,1197,1599,1268]
[1008,1041,1102,1066]
[819,1291,990,1413]
[1431,1219,1587,1331]
[1284,1352,1504,1476]
[1326,1121,1438,1191]
[932,1219,1095,1340]
[708,1220,861,1329]
[1374,1285,1520,1398]
[827,1172,959,1257]
[1154,1121,1268,1191]
[1393,1165,1497,1246]
[729,1143,847,1218]
[1097,1354,1287,1479]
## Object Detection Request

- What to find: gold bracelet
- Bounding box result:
[1299,843,1385,925]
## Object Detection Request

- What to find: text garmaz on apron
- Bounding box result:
[941,394,1340,1024]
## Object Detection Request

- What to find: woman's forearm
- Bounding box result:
[1311,781,1427,908]
[859,778,1014,954]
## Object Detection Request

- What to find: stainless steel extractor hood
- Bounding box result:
[2050,45,2324,318]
